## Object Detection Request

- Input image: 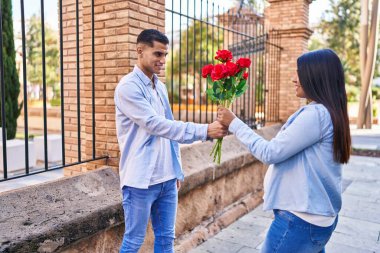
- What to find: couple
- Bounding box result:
[114,29,351,253]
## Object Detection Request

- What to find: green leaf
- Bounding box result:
[223,78,233,91]
[237,69,244,79]
[207,76,213,86]
[236,79,247,91]
[236,84,248,97]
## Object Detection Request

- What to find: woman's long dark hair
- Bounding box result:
[297,49,351,164]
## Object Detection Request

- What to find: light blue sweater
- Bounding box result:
[229,102,342,216]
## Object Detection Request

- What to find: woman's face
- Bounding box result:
[292,71,306,98]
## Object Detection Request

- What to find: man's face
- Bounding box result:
[137,41,169,76]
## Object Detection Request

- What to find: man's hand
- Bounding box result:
[177,180,181,191]
[207,121,228,139]
[217,106,236,127]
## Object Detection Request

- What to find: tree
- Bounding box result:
[26,14,59,95]
[317,0,362,86]
[357,0,379,128]
[165,18,224,102]
[0,0,22,139]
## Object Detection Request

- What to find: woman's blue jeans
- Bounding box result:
[120,179,178,253]
[261,210,338,253]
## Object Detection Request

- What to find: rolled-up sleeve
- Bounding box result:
[115,81,208,143]
[229,107,322,164]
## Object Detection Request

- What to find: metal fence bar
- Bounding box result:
[164,0,281,128]
[198,0,203,123]
[211,2,214,122]
[0,1,7,179]
[171,0,174,112]
[92,0,96,159]
[192,0,196,123]
[41,0,48,171]
[186,0,189,122]
[76,0,81,162]
[59,0,65,166]
[0,0,110,183]
[263,33,268,125]
[246,18,251,126]
[179,0,182,121]
[20,0,29,174]
[205,0,209,123]
[168,9,257,38]
[0,156,108,182]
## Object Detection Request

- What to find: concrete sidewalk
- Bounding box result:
[190,155,380,253]
[350,124,380,151]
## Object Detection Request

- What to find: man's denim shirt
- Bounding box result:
[114,66,208,189]
[229,102,342,216]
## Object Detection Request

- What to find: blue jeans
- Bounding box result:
[120,179,178,253]
[261,210,338,253]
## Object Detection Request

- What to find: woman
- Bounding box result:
[217,49,351,253]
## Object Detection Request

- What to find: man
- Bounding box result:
[114,29,227,253]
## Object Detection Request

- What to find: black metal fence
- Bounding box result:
[0,0,107,182]
[0,0,281,182]
[165,0,281,128]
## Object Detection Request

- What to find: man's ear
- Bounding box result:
[137,44,144,55]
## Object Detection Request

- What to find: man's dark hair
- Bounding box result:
[137,29,169,47]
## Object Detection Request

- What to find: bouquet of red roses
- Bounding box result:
[202,49,251,164]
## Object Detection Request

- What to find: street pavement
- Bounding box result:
[191,125,380,253]
[1,125,380,253]
[190,155,380,253]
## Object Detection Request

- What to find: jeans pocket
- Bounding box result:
[309,223,334,246]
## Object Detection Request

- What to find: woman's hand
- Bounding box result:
[217,106,236,127]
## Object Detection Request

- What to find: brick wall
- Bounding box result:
[62,0,311,174]
[265,0,312,121]
[62,0,85,175]
[63,0,166,175]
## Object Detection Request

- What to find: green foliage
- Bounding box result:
[308,37,324,51]
[345,84,360,102]
[316,0,361,86]
[50,98,61,107]
[0,0,22,139]
[312,0,380,89]
[165,19,224,99]
[26,14,59,88]
[373,86,380,100]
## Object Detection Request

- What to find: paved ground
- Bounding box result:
[351,124,380,150]
[1,125,380,253]
[190,155,380,253]
[0,168,63,193]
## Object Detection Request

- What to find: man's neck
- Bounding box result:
[136,63,156,89]
[136,63,153,79]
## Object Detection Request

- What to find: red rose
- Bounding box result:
[215,50,233,62]
[243,72,249,80]
[225,61,240,76]
[202,64,214,78]
[236,58,251,68]
[211,63,228,81]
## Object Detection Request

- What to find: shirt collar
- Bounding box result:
[133,65,158,87]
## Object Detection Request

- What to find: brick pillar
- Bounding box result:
[62,0,85,176]
[63,0,166,176]
[265,0,313,121]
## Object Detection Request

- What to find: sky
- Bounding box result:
[309,0,330,26]
[12,0,59,34]
[11,0,329,36]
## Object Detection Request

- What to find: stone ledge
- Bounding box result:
[0,168,123,253]
[179,124,282,196]
[0,124,282,253]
